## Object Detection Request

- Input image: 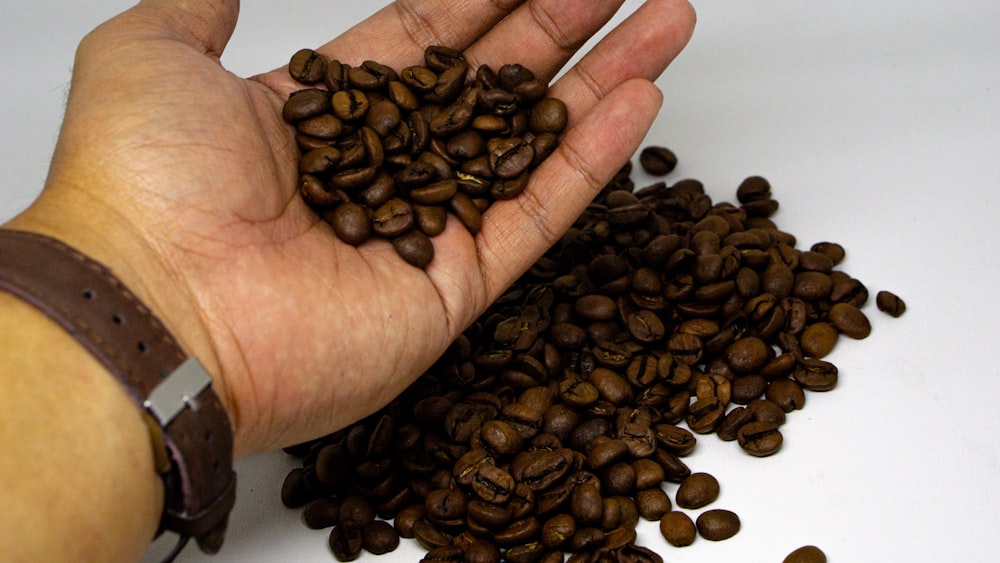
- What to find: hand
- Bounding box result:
[7,0,695,457]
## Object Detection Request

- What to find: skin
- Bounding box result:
[0,0,695,559]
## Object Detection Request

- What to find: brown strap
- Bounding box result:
[0,228,235,554]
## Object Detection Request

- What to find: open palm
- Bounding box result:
[21,0,695,456]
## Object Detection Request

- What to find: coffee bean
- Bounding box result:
[289,48,328,84]
[283,88,331,122]
[766,379,806,412]
[329,524,364,561]
[737,420,783,456]
[393,230,435,268]
[792,358,838,391]
[488,137,535,179]
[659,510,697,547]
[571,483,604,526]
[675,472,720,509]
[529,98,568,134]
[328,202,371,246]
[876,290,907,317]
[299,496,340,529]
[800,322,838,358]
[361,520,400,555]
[783,545,828,563]
[696,509,740,541]
[635,487,671,521]
[639,146,678,176]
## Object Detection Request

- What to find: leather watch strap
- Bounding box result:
[0,228,235,554]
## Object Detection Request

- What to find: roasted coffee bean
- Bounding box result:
[331,89,370,121]
[639,146,678,176]
[766,379,806,412]
[659,511,697,547]
[632,459,666,490]
[675,472,720,509]
[569,527,606,553]
[737,421,783,456]
[339,494,376,527]
[792,358,839,391]
[635,487,671,521]
[425,488,467,523]
[283,88,331,122]
[302,497,341,529]
[394,504,424,538]
[412,519,452,550]
[372,198,414,237]
[716,406,754,442]
[602,462,637,496]
[329,524,364,561]
[393,230,435,268]
[828,302,871,339]
[696,509,741,541]
[876,290,906,317]
[810,241,845,265]
[289,48,328,84]
[571,483,604,526]
[362,520,400,555]
[529,98,568,134]
[540,513,576,549]
[488,137,535,179]
[731,375,767,404]
[783,545,828,563]
[800,322,838,358]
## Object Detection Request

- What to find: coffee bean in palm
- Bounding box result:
[876,290,907,317]
[288,48,328,84]
[639,146,678,176]
[696,509,740,541]
[328,202,370,246]
[783,545,827,563]
[529,98,568,134]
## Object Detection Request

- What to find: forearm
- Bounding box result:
[0,292,162,561]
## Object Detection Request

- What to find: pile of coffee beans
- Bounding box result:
[279,145,905,561]
[282,46,567,268]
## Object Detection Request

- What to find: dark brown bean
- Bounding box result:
[876,290,907,317]
[696,509,741,541]
[659,511,697,547]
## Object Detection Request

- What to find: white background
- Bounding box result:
[3,1,999,562]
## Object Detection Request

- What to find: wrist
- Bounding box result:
[0,292,164,560]
[4,186,238,445]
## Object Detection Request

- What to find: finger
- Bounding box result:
[461,0,627,82]
[550,0,696,125]
[262,0,524,81]
[474,78,664,298]
[128,0,240,58]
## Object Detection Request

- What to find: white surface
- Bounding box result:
[3,1,999,562]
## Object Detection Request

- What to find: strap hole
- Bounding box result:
[204,430,213,442]
[83,289,95,299]
[112,313,124,325]
[138,341,149,353]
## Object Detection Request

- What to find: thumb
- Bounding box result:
[127,0,240,57]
